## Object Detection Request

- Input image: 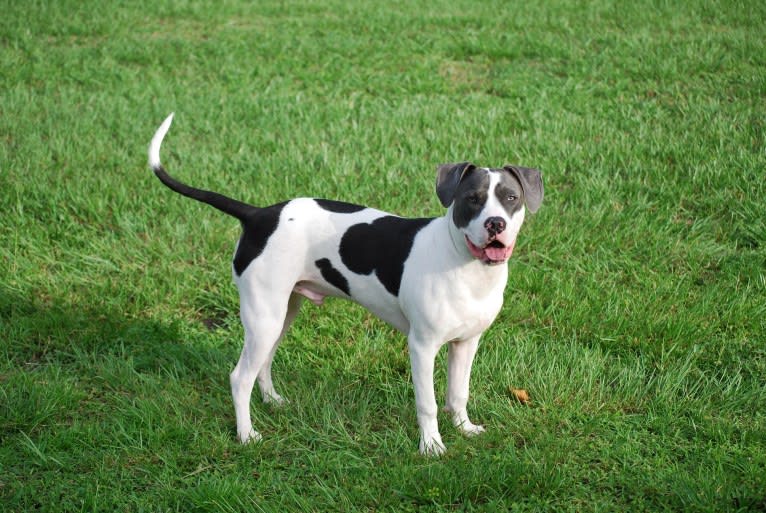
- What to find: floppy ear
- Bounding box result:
[435,162,476,207]
[503,165,544,213]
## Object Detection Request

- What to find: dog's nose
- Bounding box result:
[484,216,506,236]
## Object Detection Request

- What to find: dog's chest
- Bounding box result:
[400,227,508,341]
[429,274,505,341]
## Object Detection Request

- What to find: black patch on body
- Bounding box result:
[233,201,288,276]
[339,216,434,296]
[314,199,367,214]
[315,258,351,296]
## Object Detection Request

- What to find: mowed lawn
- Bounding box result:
[1,0,765,511]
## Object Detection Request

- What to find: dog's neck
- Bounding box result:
[444,208,473,262]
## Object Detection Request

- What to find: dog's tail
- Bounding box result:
[148,113,258,221]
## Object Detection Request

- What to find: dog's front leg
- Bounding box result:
[445,335,485,436]
[408,334,445,455]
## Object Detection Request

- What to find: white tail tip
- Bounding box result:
[148,112,175,169]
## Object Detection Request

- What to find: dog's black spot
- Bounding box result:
[315,258,351,296]
[233,201,288,276]
[452,170,490,228]
[315,199,367,214]
[339,216,434,296]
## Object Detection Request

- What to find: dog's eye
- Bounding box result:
[506,194,518,202]
[468,195,481,204]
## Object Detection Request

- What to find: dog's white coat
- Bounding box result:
[230,199,524,454]
[149,115,532,455]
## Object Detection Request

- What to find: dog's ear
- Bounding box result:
[503,165,544,213]
[435,162,477,207]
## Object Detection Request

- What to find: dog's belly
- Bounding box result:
[293,276,410,334]
[344,281,410,333]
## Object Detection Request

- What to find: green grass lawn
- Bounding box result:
[2,0,765,511]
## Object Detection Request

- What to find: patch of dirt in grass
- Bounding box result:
[439,59,490,91]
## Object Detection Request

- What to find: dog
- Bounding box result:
[147,113,543,454]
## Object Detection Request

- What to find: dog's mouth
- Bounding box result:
[465,235,515,265]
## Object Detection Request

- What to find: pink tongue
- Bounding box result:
[485,244,514,261]
[464,235,517,262]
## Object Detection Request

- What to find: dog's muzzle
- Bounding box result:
[464,235,515,265]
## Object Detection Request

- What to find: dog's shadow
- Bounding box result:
[1,288,408,443]
[1,285,254,445]
[1,288,234,378]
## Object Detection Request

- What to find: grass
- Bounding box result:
[1,0,765,511]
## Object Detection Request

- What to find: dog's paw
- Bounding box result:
[459,422,486,437]
[419,435,447,456]
[238,428,263,444]
[447,409,485,437]
[263,392,288,406]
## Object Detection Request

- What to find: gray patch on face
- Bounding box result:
[503,165,544,213]
[491,169,525,218]
[451,169,491,228]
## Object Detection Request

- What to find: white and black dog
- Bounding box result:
[147,113,543,454]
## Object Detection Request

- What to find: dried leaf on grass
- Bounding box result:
[510,388,530,405]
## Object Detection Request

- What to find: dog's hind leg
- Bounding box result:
[257,292,302,405]
[230,284,296,444]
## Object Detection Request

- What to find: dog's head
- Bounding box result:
[436,162,543,265]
